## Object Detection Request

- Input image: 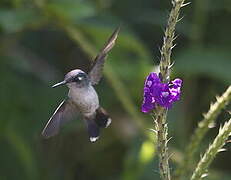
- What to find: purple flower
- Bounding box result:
[141,72,182,113]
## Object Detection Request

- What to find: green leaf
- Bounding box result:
[46,0,95,22]
[139,140,155,165]
[122,138,156,180]
[5,130,38,180]
[0,8,42,33]
[176,48,231,83]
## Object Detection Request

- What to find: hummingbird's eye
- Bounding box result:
[77,76,83,81]
[73,76,82,82]
[73,73,86,82]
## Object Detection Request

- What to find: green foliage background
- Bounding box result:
[0,0,230,179]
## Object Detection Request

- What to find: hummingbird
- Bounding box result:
[41,27,120,142]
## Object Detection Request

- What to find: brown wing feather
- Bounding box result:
[41,99,78,138]
[88,26,120,85]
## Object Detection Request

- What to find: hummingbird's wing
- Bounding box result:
[88,26,120,85]
[41,98,78,138]
[95,107,111,128]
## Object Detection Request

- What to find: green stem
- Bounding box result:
[156,0,186,179]
[154,107,171,180]
[191,118,231,180]
[160,0,186,83]
[176,85,231,178]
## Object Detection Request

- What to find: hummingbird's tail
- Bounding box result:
[85,107,111,143]
[86,119,100,143]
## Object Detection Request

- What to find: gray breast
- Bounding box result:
[68,85,99,116]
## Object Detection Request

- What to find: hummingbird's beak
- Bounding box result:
[52,81,67,88]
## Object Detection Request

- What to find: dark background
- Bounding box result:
[0,0,231,179]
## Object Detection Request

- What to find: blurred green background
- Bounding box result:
[0,0,231,179]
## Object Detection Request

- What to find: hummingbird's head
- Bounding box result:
[52,69,90,88]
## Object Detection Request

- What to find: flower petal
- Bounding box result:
[141,73,182,112]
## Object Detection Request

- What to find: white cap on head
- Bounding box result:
[64,69,85,80]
